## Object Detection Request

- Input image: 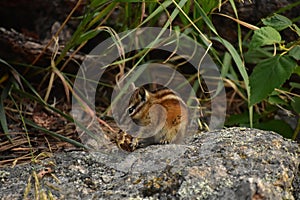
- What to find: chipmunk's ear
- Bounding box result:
[138,87,148,102]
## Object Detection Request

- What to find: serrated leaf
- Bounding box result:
[262,14,292,31]
[289,45,300,60]
[249,55,297,106]
[249,26,281,49]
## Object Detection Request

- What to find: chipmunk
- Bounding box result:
[116,86,188,152]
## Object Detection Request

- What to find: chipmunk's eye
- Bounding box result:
[128,107,135,114]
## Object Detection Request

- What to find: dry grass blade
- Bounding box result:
[215,13,259,30]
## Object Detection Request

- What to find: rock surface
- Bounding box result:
[0,127,299,199]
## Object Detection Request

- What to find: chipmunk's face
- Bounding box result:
[127,87,151,126]
[115,87,149,132]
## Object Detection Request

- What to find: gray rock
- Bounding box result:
[0,127,299,199]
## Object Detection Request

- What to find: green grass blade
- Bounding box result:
[212,37,253,127]
[24,118,88,149]
[141,1,173,25]
[229,0,243,55]
[0,83,11,141]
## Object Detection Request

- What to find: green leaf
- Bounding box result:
[249,26,281,49]
[291,96,300,113]
[254,120,293,138]
[293,66,300,76]
[225,112,260,126]
[289,45,300,60]
[244,47,273,64]
[225,112,249,126]
[249,55,297,106]
[262,14,292,31]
